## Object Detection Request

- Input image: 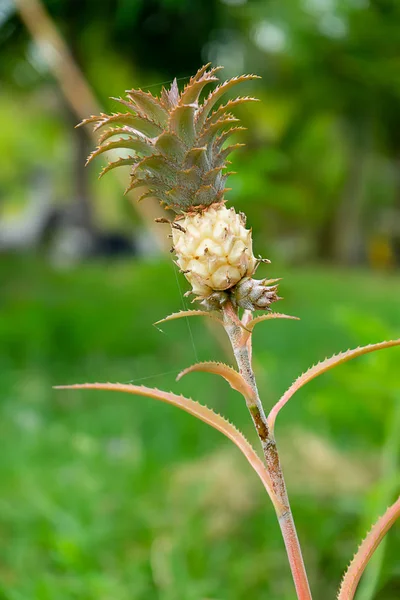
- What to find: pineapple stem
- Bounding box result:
[222,301,312,600]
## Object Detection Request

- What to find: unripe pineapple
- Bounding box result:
[80,64,278,311]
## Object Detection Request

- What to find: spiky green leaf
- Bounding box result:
[155,131,186,163]
[169,103,197,145]
[180,67,222,105]
[79,111,162,137]
[198,115,239,147]
[160,78,179,110]
[98,126,152,146]
[196,74,261,131]
[133,154,176,181]
[86,137,153,166]
[183,146,209,171]
[125,89,169,126]
[98,156,137,179]
[203,96,259,129]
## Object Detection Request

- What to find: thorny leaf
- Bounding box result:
[204,96,259,129]
[198,115,239,148]
[179,67,221,105]
[99,157,137,179]
[125,89,169,126]
[212,126,247,158]
[160,78,179,111]
[124,175,168,197]
[337,496,400,600]
[97,126,151,146]
[155,131,186,163]
[268,339,400,431]
[189,63,214,84]
[91,107,162,137]
[246,312,300,332]
[86,137,153,166]
[132,154,176,182]
[169,103,197,146]
[54,382,279,509]
[213,143,245,168]
[196,74,261,131]
[183,146,209,171]
[177,361,255,404]
[83,65,259,212]
[203,166,226,187]
[194,184,223,205]
[176,166,202,190]
[154,310,223,327]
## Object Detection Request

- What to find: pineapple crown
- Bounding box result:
[79,64,260,213]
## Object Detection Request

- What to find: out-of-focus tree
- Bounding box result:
[218,0,400,263]
[0,0,220,246]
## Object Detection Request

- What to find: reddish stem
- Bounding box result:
[222,302,312,600]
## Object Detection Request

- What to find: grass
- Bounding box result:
[0,255,399,600]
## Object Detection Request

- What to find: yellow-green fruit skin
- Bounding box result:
[172,205,257,297]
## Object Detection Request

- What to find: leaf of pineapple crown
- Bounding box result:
[79,64,260,213]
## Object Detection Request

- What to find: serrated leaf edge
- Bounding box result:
[337,496,400,600]
[54,382,279,509]
[177,361,255,403]
[268,339,400,431]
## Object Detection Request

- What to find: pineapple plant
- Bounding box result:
[63,64,400,600]
[79,64,278,310]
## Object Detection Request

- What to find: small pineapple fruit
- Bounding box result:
[172,205,256,297]
[79,64,278,311]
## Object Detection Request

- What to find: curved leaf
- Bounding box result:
[98,126,152,146]
[213,143,245,167]
[337,496,400,600]
[160,78,179,111]
[212,126,247,156]
[103,104,163,136]
[194,183,223,206]
[133,154,176,181]
[198,115,239,148]
[196,74,261,131]
[85,137,152,166]
[169,103,197,146]
[155,131,186,162]
[154,310,223,327]
[268,339,400,431]
[246,312,299,332]
[179,67,221,105]
[99,157,136,179]
[78,112,158,134]
[183,146,209,171]
[125,89,169,126]
[124,175,168,197]
[204,96,259,129]
[177,361,255,403]
[189,63,214,83]
[54,382,279,509]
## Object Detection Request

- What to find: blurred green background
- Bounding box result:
[1,1,399,599]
